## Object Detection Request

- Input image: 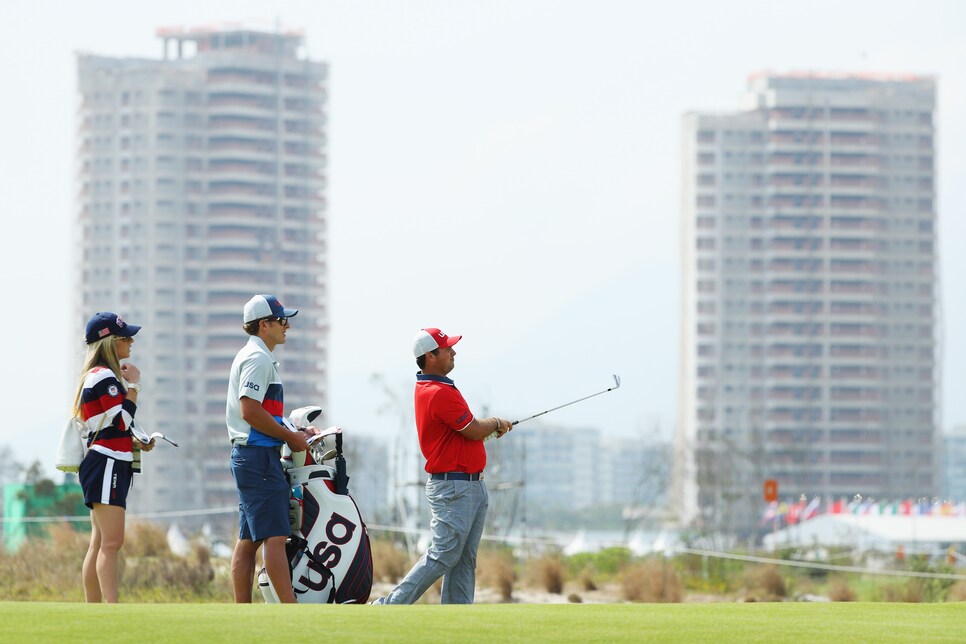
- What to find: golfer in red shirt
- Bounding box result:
[371,328,512,604]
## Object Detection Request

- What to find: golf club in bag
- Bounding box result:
[258,406,373,604]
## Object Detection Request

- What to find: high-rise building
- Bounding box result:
[74,26,328,525]
[942,426,966,503]
[676,73,938,536]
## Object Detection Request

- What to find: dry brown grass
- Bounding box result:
[125,520,170,557]
[881,581,924,603]
[579,567,598,591]
[945,580,966,602]
[744,565,786,601]
[0,524,88,600]
[827,578,856,602]
[123,542,216,600]
[530,555,566,594]
[116,521,219,600]
[621,559,682,603]
[477,549,516,602]
[369,538,412,583]
[0,521,228,602]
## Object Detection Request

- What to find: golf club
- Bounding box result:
[494,374,622,435]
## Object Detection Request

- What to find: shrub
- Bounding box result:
[124,521,170,558]
[531,556,566,594]
[827,578,856,602]
[946,580,966,602]
[744,565,786,601]
[564,547,634,592]
[907,557,956,602]
[477,549,516,602]
[621,559,682,603]
[679,551,745,593]
[589,547,633,576]
[881,582,923,603]
[877,557,956,603]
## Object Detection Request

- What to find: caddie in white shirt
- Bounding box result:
[226,294,319,603]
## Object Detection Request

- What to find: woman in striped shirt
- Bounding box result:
[74,312,153,603]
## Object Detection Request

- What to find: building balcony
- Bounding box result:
[207,140,278,156]
[207,123,279,139]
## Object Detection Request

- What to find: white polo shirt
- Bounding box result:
[226,336,284,447]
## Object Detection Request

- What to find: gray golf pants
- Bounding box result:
[377,477,488,604]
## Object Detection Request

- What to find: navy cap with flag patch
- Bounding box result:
[85,312,141,344]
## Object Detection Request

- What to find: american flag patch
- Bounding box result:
[99,328,110,338]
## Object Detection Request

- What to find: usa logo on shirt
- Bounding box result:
[108,384,119,397]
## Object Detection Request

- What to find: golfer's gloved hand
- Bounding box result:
[493,417,512,438]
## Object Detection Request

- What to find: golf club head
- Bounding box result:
[612,374,621,389]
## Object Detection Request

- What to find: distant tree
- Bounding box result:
[0,445,25,486]
[15,460,87,537]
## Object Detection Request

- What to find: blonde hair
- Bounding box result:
[72,336,126,417]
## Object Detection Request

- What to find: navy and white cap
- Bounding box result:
[85,312,141,344]
[412,328,462,357]
[243,294,299,323]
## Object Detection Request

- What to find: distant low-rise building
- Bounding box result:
[484,424,669,523]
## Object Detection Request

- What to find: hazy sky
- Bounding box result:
[2,1,964,472]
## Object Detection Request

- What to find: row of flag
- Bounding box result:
[759,497,966,526]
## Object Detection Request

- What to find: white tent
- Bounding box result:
[763,514,966,552]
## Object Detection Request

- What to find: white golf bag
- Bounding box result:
[258,406,373,604]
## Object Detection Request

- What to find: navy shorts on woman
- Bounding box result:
[79,449,134,510]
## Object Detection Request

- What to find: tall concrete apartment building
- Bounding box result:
[942,426,966,503]
[676,74,938,535]
[74,27,328,524]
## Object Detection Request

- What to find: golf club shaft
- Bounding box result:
[511,375,621,426]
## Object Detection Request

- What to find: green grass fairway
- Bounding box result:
[2,602,964,643]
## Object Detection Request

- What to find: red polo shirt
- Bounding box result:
[414,373,486,474]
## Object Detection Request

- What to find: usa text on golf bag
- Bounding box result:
[259,407,372,604]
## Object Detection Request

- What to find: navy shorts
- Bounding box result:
[230,445,290,542]
[79,449,134,509]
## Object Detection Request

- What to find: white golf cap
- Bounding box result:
[243,294,299,323]
[413,328,462,357]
